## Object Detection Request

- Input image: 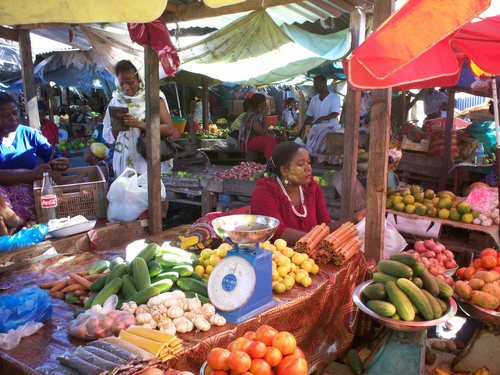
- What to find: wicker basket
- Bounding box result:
[34,166,107,223]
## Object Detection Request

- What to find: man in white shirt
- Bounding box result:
[305,75,342,153]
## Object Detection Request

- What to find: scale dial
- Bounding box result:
[207,256,256,312]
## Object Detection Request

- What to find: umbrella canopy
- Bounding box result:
[344,0,499,90]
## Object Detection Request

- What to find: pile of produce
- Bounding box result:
[465,186,499,226]
[404,239,457,285]
[312,170,335,187]
[295,222,361,265]
[357,148,369,163]
[204,325,307,375]
[363,254,453,322]
[196,243,232,279]
[387,185,482,224]
[163,171,195,178]
[456,248,500,279]
[214,162,266,182]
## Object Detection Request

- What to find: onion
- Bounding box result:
[443,250,454,259]
[445,259,457,269]
[424,239,435,249]
[424,251,436,259]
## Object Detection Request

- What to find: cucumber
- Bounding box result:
[378,260,413,279]
[412,277,423,289]
[109,256,125,270]
[152,271,179,283]
[155,254,194,268]
[390,253,418,267]
[170,265,194,277]
[88,260,110,275]
[147,261,162,278]
[347,349,363,375]
[435,277,453,298]
[105,263,128,285]
[92,278,123,307]
[373,272,398,284]
[64,292,81,305]
[160,246,199,265]
[84,294,96,309]
[187,272,203,282]
[421,289,443,319]
[151,279,174,293]
[121,274,138,299]
[176,277,208,297]
[420,269,440,296]
[411,262,425,277]
[385,281,415,321]
[396,278,434,321]
[135,243,160,263]
[183,291,210,305]
[436,297,448,313]
[90,275,107,292]
[131,257,151,291]
[367,300,397,317]
[126,286,161,305]
[362,283,387,300]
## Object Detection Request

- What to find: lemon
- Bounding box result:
[283,276,295,290]
[300,276,312,287]
[203,259,211,268]
[205,265,214,274]
[281,247,294,258]
[202,274,210,280]
[261,240,271,248]
[272,281,278,288]
[278,266,288,278]
[200,249,213,259]
[461,213,473,224]
[218,243,232,252]
[268,245,277,252]
[194,265,205,276]
[272,261,277,270]
[300,261,313,273]
[290,263,297,272]
[216,247,228,258]
[209,254,222,266]
[295,272,306,283]
[276,255,288,267]
[274,239,287,251]
[272,269,280,281]
[273,282,286,293]
[311,264,319,275]
[302,253,309,260]
[292,253,304,265]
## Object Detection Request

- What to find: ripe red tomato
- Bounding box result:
[481,255,497,269]
[291,347,305,359]
[231,337,253,353]
[209,371,228,375]
[207,348,231,371]
[247,340,267,359]
[227,350,252,373]
[271,331,297,355]
[473,258,482,269]
[491,266,500,275]
[249,359,272,375]
[256,325,278,346]
[276,355,308,375]
[480,248,498,258]
[243,331,257,340]
[456,267,466,279]
[263,347,283,367]
[463,266,477,280]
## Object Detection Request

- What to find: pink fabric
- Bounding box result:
[128,17,180,77]
[0,183,36,224]
[251,177,331,239]
[246,135,279,159]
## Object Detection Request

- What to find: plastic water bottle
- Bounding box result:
[475,143,485,165]
[40,172,57,222]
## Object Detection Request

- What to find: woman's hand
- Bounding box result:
[122,113,145,130]
[31,164,52,180]
[50,157,69,171]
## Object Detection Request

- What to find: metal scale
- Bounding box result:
[353,280,458,375]
[208,214,279,324]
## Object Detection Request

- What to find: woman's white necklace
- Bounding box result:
[276,177,308,218]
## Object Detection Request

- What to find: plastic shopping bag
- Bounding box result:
[0,321,44,350]
[0,287,52,333]
[0,225,48,252]
[356,218,407,259]
[137,172,166,200]
[107,168,149,222]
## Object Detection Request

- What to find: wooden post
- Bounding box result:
[364,0,395,261]
[18,30,40,129]
[341,8,366,220]
[298,89,306,133]
[46,85,55,122]
[145,46,162,235]
[439,91,456,191]
[202,77,210,130]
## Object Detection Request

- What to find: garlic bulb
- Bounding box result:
[193,316,211,332]
[120,301,138,314]
[173,317,194,333]
[135,304,150,315]
[136,312,153,324]
[209,314,226,327]
[187,298,202,312]
[147,295,164,308]
[201,304,216,319]
[167,305,184,319]
[159,321,177,335]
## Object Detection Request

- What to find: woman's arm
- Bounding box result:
[251,116,268,135]
[0,164,52,185]
[121,99,174,137]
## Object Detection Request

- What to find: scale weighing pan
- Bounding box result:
[209,215,279,324]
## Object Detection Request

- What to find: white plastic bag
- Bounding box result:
[0,321,44,350]
[137,172,166,200]
[107,168,149,222]
[356,218,407,259]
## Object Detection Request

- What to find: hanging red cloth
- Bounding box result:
[128,17,180,77]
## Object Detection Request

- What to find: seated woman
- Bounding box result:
[0,92,68,230]
[239,94,279,159]
[251,142,361,245]
[84,142,114,186]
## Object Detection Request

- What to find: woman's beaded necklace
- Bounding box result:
[276,177,308,218]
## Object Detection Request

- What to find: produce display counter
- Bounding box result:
[0,226,368,374]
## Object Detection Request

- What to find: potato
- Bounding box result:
[470,290,500,310]
[469,278,485,290]
[454,280,472,300]
[481,282,500,300]
[474,271,499,283]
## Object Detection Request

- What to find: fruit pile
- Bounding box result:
[405,239,456,285]
[205,325,307,375]
[364,254,453,322]
[214,162,266,182]
[457,248,500,280]
[387,185,479,224]
[195,243,232,279]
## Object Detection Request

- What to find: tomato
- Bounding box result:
[247,340,267,359]
[256,325,278,346]
[463,266,477,280]
[209,371,228,375]
[249,359,272,375]
[456,267,466,279]
[480,248,498,258]
[276,355,308,375]
[491,266,500,275]
[473,258,482,269]
[291,347,305,359]
[243,331,257,340]
[227,350,252,373]
[271,331,297,355]
[481,255,497,269]
[263,347,283,367]
[207,348,231,371]
[231,337,253,353]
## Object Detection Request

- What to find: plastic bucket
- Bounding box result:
[172,119,187,134]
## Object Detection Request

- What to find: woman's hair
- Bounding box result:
[115,60,138,75]
[284,98,296,106]
[266,141,305,177]
[248,93,267,111]
[0,92,16,106]
[243,98,250,112]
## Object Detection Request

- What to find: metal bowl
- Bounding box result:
[456,295,500,325]
[353,280,458,332]
[444,267,458,277]
[211,214,280,245]
[200,362,207,375]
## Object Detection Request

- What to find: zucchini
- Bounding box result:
[411,262,425,277]
[390,253,418,267]
[147,261,162,278]
[88,260,110,275]
[373,272,398,284]
[362,283,387,300]
[90,275,107,292]
[155,253,194,268]
[92,278,123,307]
[176,277,208,297]
[396,278,434,321]
[420,269,440,296]
[366,300,397,317]
[131,257,151,291]
[347,349,363,375]
[105,263,128,285]
[183,291,210,305]
[170,265,194,277]
[126,286,161,305]
[109,256,125,270]
[421,289,443,319]
[378,260,413,279]
[121,275,138,299]
[152,271,179,283]
[151,279,174,293]
[385,281,415,321]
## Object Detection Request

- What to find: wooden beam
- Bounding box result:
[145,46,162,235]
[45,85,55,122]
[308,0,344,17]
[297,2,331,19]
[341,8,366,221]
[163,0,306,23]
[17,23,71,29]
[18,30,40,130]
[327,0,356,13]
[165,2,177,12]
[0,26,18,41]
[202,77,210,130]
[364,0,394,262]
[439,91,455,191]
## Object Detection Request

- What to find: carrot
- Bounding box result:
[68,273,92,289]
[49,291,64,299]
[39,280,59,289]
[50,279,68,293]
[61,283,86,293]
[84,274,103,281]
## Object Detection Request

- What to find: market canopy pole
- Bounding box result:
[202,77,210,130]
[341,7,365,221]
[364,0,394,261]
[438,91,456,191]
[145,46,163,235]
[18,30,40,130]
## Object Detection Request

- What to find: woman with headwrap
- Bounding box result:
[84,142,114,185]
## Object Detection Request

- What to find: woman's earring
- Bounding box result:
[283,177,290,187]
